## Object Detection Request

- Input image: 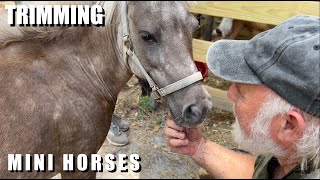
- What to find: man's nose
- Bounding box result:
[227,83,237,102]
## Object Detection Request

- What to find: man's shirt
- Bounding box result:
[252,155,319,179]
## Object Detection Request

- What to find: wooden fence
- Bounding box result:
[188,1,320,112]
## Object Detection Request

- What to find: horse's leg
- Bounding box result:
[138,78,152,96]
[137,78,159,110]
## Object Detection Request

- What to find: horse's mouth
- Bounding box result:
[170,110,207,128]
[166,97,211,128]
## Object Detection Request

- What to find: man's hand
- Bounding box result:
[164,115,204,157]
[165,115,256,179]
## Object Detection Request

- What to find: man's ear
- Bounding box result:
[275,110,305,148]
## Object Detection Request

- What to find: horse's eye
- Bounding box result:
[140,32,156,43]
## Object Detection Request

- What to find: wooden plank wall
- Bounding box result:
[189,1,319,112]
[189,1,319,26]
[190,1,320,63]
[0,1,15,13]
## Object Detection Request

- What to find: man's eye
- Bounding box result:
[140,32,156,42]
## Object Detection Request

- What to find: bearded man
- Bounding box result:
[165,15,319,179]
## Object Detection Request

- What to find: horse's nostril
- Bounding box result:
[183,104,202,125]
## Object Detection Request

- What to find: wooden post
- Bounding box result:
[0,1,16,13]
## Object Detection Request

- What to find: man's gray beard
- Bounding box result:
[231,113,285,157]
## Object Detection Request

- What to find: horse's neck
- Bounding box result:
[75,32,132,105]
[66,10,132,107]
[46,1,132,107]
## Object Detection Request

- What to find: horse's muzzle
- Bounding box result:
[182,99,212,127]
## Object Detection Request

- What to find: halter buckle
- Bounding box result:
[150,86,161,100]
[123,35,133,52]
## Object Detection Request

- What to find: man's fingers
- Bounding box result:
[165,115,184,131]
[164,127,186,139]
[171,147,193,155]
[168,138,189,147]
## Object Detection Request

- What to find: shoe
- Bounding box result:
[112,114,129,132]
[107,121,129,146]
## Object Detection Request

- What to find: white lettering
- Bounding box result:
[6,5,105,26]
[5,5,16,25]
[91,5,104,26]
[63,154,74,171]
[25,154,31,171]
[91,154,102,171]
[77,154,88,171]
[70,5,77,25]
[29,5,35,25]
[78,5,90,25]
[16,5,28,25]
[53,5,69,25]
[104,154,116,171]
[7,154,141,172]
[34,154,45,171]
[48,154,54,171]
[8,154,22,171]
[36,5,52,25]
[118,154,128,172]
[129,154,141,172]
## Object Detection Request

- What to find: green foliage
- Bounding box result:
[138,96,155,112]
[137,111,145,120]
[154,116,162,125]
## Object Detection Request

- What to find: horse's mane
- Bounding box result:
[0,1,196,48]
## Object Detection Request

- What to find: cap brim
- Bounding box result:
[206,40,262,84]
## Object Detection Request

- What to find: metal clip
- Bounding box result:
[123,35,134,64]
[150,91,161,100]
[123,35,133,51]
[150,86,161,100]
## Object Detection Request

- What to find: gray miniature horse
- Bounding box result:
[0,1,212,178]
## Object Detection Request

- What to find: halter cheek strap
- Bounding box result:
[121,1,203,100]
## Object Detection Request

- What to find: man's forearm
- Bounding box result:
[191,138,257,179]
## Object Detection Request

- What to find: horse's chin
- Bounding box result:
[169,108,203,128]
[166,98,202,128]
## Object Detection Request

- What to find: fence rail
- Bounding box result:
[190,1,319,63]
[189,1,319,26]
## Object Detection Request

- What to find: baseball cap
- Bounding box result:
[206,15,320,118]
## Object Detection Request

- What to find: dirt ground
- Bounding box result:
[86,71,238,179]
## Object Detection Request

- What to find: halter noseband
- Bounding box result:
[121,1,203,100]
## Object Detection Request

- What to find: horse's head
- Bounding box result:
[123,1,212,127]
